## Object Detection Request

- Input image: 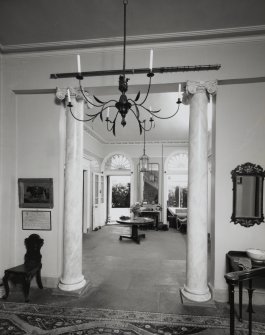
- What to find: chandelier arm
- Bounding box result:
[140,120,154,132]
[149,104,181,120]
[85,105,106,119]
[106,111,119,135]
[137,75,152,106]
[141,105,161,114]
[129,107,141,123]
[68,105,97,122]
[129,101,140,119]
[128,108,153,132]
[102,99,118,106]
[79,84,103,108]
[139,119,153,131]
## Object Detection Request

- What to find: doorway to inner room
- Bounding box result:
[107,175,131,224]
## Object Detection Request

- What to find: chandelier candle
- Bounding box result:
[149,49,153,72]
[77,54,81,73]
[67,89,71,103]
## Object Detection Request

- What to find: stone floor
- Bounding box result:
[2,225,265,329]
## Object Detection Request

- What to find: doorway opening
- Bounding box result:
[107,175,131,223]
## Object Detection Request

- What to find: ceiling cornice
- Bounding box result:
[84,125,107,144]
[1,25,265,54]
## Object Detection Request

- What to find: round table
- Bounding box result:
[116,217,154,244]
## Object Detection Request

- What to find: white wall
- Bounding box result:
[214,82,265,299]
[14,94,64,286]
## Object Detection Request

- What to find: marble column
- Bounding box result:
[56,88,87,291]
[181,80,217,302]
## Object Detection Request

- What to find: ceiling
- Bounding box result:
[1,0,264,143]
[1,0,265,48]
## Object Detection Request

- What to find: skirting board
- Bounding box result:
[31,276,59,289]
[213,287,265,305]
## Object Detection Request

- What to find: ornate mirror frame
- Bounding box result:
[231,162,265,227]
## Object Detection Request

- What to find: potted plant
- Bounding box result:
[130,202,141,218]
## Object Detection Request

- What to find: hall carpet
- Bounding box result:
[1,302,265,335]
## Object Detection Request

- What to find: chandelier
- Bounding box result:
[50,0,221,136]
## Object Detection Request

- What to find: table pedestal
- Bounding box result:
[119,225,146,244]
[117,218,154,244]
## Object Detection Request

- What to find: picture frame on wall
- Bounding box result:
[22,210,52,230]
[18,178,54,208]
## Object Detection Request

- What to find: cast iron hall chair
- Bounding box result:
[2,234,44,302]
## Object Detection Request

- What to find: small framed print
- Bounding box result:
[18,178,53,208]
[22,210,51,231]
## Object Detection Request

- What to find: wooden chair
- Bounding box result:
[2,234,44,302]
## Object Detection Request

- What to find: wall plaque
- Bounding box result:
[22,210,51,230]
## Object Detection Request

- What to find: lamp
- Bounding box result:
[139,120,149,172]
[50,1,221,136]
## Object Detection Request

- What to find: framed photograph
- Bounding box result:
[22,210,51,230]
[18,178,54,208]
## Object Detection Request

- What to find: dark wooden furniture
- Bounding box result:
[117,217,154,244]
[167,207,187,232]
[139,210,160,230]
[225,250,265,335]
[2,234,44,302]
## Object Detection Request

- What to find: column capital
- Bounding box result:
[56,87,92,103]
[183,80,217,105]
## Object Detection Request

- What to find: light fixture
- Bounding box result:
[139,120,149,172]
[50,1,221,136]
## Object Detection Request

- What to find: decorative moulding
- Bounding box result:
[2,25,265,54]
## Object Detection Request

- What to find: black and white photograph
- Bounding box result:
[1,1,265,334]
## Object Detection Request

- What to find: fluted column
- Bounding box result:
[181,80,217,302]
[56,88,87,291]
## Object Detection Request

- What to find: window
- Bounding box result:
[166,153,188,208]
[167,153,188,172]
[105,154,131,170]
[167,175,188,208]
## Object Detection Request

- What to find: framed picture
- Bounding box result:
[22,210,51,230]
[18,178,54,208]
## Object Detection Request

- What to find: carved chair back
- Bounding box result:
[24,234,44,268]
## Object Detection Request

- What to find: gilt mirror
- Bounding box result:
[231,162,265,227]
[139,163,159,204]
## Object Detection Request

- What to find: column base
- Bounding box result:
[58,277,86,292]
[180,285,211,302]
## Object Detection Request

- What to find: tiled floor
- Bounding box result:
[2,225,265,327]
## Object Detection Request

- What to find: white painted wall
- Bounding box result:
[214,82,265,299]
[14,94,64,286]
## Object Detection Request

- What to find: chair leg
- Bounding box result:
[36,270,43,289]
[2,274,10,299]
[23,275,31,302]
[229,282,235,335]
